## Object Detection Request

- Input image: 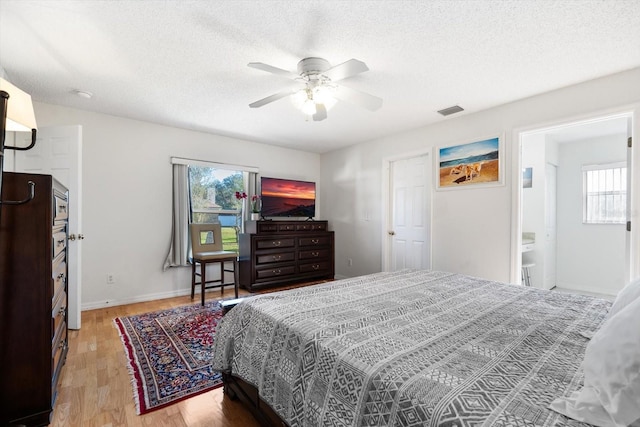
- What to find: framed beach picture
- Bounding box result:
[436,135,503,190]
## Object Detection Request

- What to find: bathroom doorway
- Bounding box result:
[519,113,631,296]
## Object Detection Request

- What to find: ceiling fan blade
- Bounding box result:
[323,59,369,81]
[313,104,328,121]
[248,62,297,79]
[249,89,295,108]
[333,85,383,111]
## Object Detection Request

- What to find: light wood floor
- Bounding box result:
[50,286,261,427]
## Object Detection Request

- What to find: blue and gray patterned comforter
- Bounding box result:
[212,269,610,426]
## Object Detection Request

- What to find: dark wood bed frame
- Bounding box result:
[222,373,289,427]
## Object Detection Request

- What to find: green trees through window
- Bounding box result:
[189,165,245,251]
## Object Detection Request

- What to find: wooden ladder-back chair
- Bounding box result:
[189,223,238,306]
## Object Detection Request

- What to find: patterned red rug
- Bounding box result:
[113,300,225,414]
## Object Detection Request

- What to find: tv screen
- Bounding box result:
[260,177,316,218]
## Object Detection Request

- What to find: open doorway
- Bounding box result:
[519,113,631,296]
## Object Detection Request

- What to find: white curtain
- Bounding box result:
[163,164,191,269]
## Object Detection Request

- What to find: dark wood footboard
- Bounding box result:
[222,373,289,427]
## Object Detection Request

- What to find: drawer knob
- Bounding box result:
[312,264,320,270]
[272,241,281,247]
[312,252,319,257]
[273,255,281,261]
[311,239,319,244]
[273,269,281,275]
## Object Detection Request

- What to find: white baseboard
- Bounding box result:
[82,288,193,311]
[83,275,352,311]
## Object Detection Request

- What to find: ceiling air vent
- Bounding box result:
[437,105,464,116]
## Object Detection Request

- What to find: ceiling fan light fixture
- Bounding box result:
[249,56,382,120]
[313,85,337,110]
[301,98,317,116]
[291,88,309,110]
[291,84,337,117]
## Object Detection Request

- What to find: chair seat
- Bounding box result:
[193,251,237,261]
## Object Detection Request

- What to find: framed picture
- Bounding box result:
[436,135,503,190]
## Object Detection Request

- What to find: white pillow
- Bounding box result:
[549,295,640,427]
[609,277,640,318]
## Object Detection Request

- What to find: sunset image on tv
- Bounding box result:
[260,177,316,218]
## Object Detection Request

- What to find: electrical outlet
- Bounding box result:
[107,273,115,284]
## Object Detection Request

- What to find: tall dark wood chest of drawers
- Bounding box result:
[0,172,69,426]
[239,220,334,291]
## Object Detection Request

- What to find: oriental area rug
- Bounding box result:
[113,300,225,414]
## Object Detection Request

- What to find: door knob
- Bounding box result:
[69,234,76,240]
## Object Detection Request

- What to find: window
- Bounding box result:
[583,162,627,224]
[164,157,258,269]
[189,165,246,252]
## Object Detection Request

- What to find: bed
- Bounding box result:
[211,269,613,426]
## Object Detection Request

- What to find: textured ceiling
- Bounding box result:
[1,0,639,153]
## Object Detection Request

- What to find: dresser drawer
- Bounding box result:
[299,249,330,260]
[256,251,295,265]
[298,236,331,247]
[295,223,327,232]
[52,253,66,298]
[256,265,296,280]
[277,223,297,232]
[52,228,67,259]
[256,222,278,233]
[52,290,67,337]
[299,261,331,274]
[53,195,68,222]
[256,238,295,250]
[51,320,67,397]
[52,316,66,355]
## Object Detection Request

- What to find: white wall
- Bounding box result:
[556,134,627,295]
[521,133,547,288]
[25,103,321,309]
[321,67,640,284]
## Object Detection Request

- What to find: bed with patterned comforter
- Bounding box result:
[211,269,611,426]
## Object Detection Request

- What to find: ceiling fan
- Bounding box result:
[248,57,383,121]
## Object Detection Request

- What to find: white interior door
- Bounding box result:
[543,163,557,290]
[387,154,431,271]
[14,125,83,329]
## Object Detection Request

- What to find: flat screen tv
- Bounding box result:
[260,177,316,218]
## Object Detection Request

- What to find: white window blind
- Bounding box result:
[582,162,626,224]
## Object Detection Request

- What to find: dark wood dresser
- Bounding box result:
[239,220,334,291]
[0,172,69,426]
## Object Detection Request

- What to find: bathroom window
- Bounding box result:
[582,162,626,224]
